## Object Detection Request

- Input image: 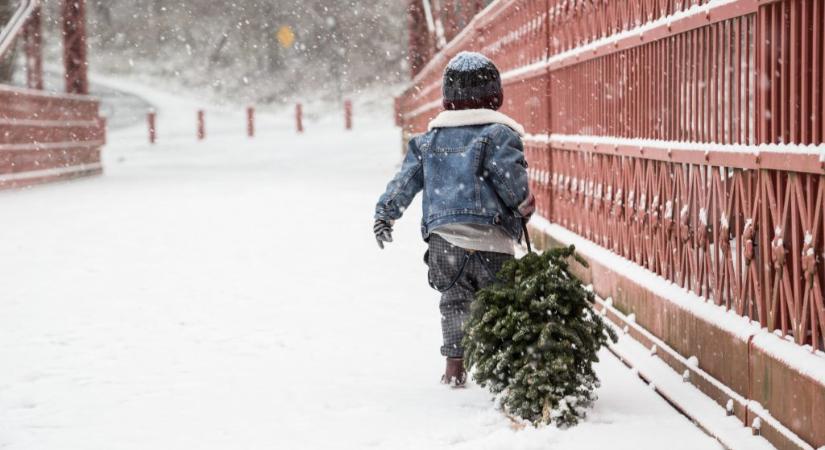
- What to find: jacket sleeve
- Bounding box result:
[374,137,425,221]
[483,126,531,216]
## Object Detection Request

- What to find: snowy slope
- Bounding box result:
[0,80,724,450]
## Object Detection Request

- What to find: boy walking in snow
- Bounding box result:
[373,52,534,387]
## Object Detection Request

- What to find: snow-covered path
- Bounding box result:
[0,82,723,450]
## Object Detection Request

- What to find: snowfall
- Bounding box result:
[0,78,727,450]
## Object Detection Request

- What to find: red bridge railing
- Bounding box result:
[0,0,104,189]
[401,0,825,353]
[399,0,824,447]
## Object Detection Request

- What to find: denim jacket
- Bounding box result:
[375,109,531,240]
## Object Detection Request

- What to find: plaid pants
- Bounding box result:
[425,234,513,358]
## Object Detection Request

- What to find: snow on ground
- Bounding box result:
[0,80,723,450]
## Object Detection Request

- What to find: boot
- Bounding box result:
[441,357,467,387]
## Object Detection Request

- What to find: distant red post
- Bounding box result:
[98,116,107,146]
[344,99,353,130]
[296,103,304,134]
[147,111,156,144]
[247,106,255,138]
[197,110,205,140]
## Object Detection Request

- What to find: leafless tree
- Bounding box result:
[78,0,408,102]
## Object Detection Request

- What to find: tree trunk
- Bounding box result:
[0,0,18,83]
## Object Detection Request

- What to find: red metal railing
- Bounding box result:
[399,0,825,353]
[478,0,549,73]
[0,0,103,189]
[398,0,825,350]
[399,2,825,446]
[0,85,104,188]
[406,1,489,76]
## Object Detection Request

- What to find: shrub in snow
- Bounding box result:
[463,246,617,427]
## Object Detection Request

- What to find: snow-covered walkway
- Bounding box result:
[0,81,723,450]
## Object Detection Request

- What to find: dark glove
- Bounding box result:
[517,193,536,221]
[374,219,394,249]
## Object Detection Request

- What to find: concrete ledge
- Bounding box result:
[528,218,825,450]
[599,300,776,450]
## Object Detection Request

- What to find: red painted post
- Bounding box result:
[247,106,255,138]
[197,110,205,140]
[98,116,107,146]
[344,99,353,130]
[147,111,156,144]
[62,0,88,94]
[296,103,304,134]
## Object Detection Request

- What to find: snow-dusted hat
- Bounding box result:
[442,51,503,111]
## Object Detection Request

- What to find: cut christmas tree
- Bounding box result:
[463,245,618,428]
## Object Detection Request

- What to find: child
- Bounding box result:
[373,52,534,387]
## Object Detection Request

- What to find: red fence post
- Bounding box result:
[62,0,88,94]
[344,99,353,130]
[98,116,107,146]
[247,106,255,138]
[147,110,156,144]
[296,103,303,134]
[197,110,205,140]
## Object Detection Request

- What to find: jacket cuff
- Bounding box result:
[374,208,393,221]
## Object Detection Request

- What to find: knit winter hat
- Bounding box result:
[442,51,503,111]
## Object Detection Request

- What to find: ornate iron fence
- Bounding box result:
[399,0,825,354]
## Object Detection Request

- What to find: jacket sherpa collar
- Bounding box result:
[428,109,525,137]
